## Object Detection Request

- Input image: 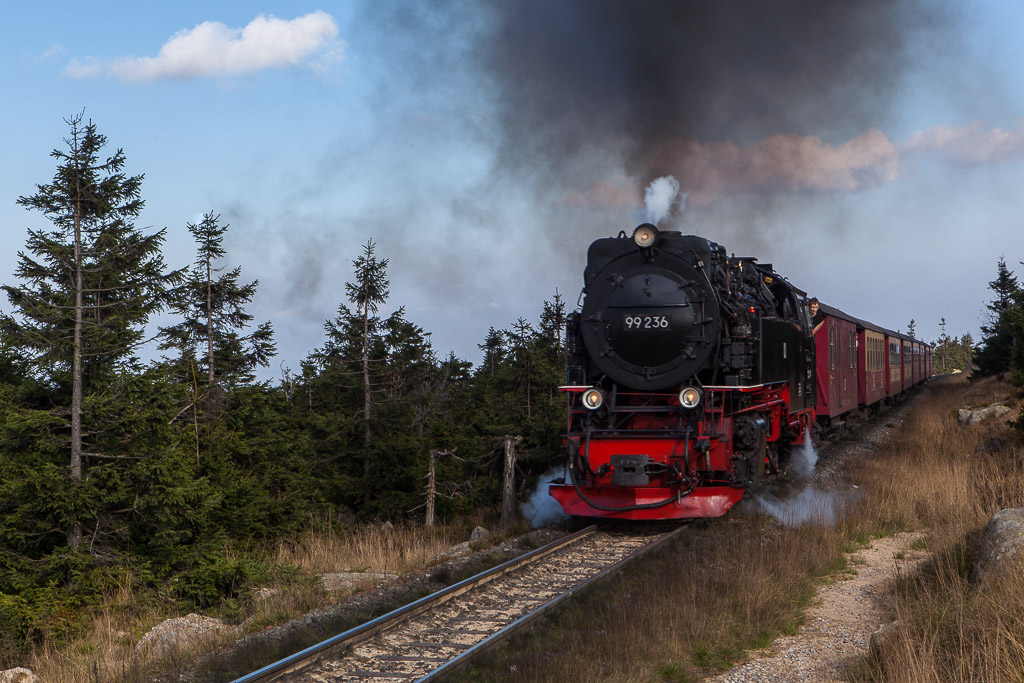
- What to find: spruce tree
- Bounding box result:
[976,257,1021,376]
[2,114,181,549]
[308,239,392,511]
[536,292,566,397]
[1008,283,1024,385]
[346,240,389,504]
[347,239,389,447]
[525,293,568,462]
[935,317,951,374]
[478,327,507,377]
[508,318,535,418]
[161,211,275,393]
[958,333,975,371]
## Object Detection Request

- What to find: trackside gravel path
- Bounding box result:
[708,531,926,683]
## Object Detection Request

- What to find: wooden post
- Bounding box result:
[425,449,452,527]
[426,449,439,527]
[501,436,522,526]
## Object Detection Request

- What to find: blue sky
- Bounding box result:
[3,1,1024,379]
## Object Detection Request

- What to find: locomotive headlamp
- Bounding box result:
[581,387,606,410]
[632,223,659,248]
[678,386,702,409]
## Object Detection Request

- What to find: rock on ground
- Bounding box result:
[971,508,1024,586]
[429,541,474,563]
[957,405,1011,425]
[868,620,899,660]
[0,669,38,683]
[319,569,391,592]
[136,613,236,655]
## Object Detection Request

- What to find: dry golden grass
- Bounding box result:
[850,373,1024,682]
[8,519,474,682]
[273,519,461,576]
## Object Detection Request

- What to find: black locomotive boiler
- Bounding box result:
[549,223,816,520]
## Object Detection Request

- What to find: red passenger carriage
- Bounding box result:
[857,319,887,409]
[902,338,913,392]
[885,333,901,399]
[813,304,858,428]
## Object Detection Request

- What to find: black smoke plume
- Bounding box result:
[479,0,944,188]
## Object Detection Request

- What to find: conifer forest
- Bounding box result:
[0,117,566,651]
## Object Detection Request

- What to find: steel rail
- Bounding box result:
[232,525,600,683]
[418,522,688,681]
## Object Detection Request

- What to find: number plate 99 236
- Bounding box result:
[623,315,670,331]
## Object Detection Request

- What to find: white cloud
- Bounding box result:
[64,57,102,78]
[39,43,65,61]
[64,11,342,82]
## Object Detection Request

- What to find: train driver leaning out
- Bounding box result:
[809,297,825,335]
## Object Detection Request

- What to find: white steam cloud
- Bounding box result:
[752,433,855,527]
[754,487,853,527]
[644,175,681,224]
[65,11,342,82]
[791,433,818,478]
[521,467,569,528]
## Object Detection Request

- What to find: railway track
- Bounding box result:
[234,523,686,682]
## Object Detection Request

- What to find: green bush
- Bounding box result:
[0,592,31,653]
[174,554,269,609]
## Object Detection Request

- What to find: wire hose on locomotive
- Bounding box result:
[567,427,695,512]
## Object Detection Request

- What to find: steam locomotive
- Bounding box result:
[548,224,930,520]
